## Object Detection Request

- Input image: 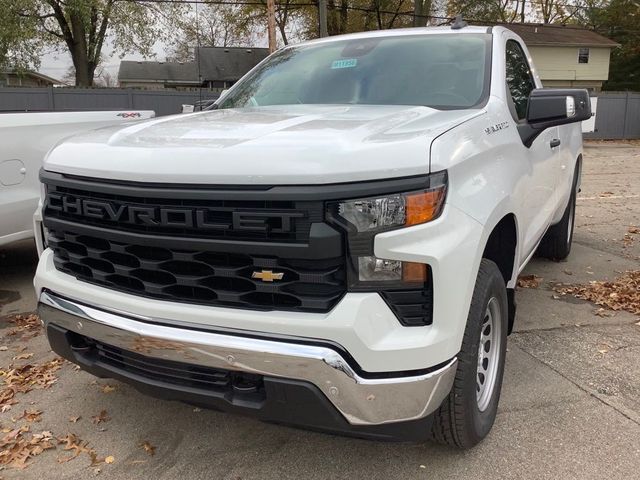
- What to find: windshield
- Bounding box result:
[218,34,490,110]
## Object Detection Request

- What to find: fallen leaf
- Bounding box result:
[140,440,156,456]
[91,410,110,425]
[12,353,34,361]
[0,428,55,469]
[0,358,63,411]
[69,416,81,423]
[57,433,98,465]
[105,455,115,464]
[517,274,543,289]
[5,315,42,339]
[563,270,573,276]
[17,410,42,423]
[100,385,116,394]
[553,270,640,316]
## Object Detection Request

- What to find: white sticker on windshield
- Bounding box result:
[331,59,358,69]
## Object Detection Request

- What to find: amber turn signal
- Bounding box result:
[402,262,427,283]
[405,187,447,226]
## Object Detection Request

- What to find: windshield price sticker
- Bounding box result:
[331,59,358,69]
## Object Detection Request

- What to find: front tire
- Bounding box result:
[429,259,508,449]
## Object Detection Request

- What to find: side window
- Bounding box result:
[505,40,536,121]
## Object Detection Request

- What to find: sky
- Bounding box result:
[39,42,168,83]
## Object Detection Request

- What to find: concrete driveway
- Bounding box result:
[0,142,638,479]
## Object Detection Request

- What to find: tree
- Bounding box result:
[237,0,315,46]
[413,0,432,26]
[167,3,260,62]
[446,0,524,22]
[0,0,179,86]
[584,0,640,90]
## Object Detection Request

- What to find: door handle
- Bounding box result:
[550,138,561,148]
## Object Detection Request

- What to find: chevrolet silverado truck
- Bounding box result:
[0,110,154,247]
[34,25,590,448]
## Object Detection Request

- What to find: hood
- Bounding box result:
[44,105,483,185]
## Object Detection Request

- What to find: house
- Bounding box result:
[118,47,269,91]
[505,23,619,92]
[0,69,61,87]
[117,61,200,90]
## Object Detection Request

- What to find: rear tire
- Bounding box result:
[537,164,579,261]
[429,259,508,449]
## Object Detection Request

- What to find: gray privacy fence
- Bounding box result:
[0,86,219,116]
[584,92,640,140]
[1,87,639,138]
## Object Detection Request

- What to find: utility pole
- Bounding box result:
[267,0,276,53]
[319,0,328,37]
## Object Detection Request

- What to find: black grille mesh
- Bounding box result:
[49,230,346,312]
[91,338,265,400]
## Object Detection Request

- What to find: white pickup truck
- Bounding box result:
[0,110,154,247]
[34,25,590,447]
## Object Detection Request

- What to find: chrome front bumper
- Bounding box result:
[39,291,457,426]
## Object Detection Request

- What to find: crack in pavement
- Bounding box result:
[513,338,640,427]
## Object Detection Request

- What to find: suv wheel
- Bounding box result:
[537,163,579,261]
[430,259,508,449]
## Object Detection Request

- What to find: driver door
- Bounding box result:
[505,38,561,263]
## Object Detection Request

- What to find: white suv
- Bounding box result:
[34,25,590,447]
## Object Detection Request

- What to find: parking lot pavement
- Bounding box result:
[0,142,638,479]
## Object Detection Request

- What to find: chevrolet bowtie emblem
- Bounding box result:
[252,270,285,282]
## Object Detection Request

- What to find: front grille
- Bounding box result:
[48,230,346,312]
[44,183,322,243]
[91,338,265,400]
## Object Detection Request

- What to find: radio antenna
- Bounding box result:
[195,0,203,107]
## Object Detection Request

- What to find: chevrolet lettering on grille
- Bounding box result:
[46,193,305,233]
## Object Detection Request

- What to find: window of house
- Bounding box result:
[505,40,536,121]
[578,48,590,64]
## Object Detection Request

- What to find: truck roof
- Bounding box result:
[295,25,494,48]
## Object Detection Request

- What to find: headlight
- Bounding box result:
[336,172,447,231]
[328,171,447,289]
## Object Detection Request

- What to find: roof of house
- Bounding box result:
[503,23,619,47]
[118,61,200,84]
[196,47,269,82]
[118,47,270,84]
[1,69,61,85]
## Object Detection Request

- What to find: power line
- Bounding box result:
[113,0,640,34]
[120,0,615,22]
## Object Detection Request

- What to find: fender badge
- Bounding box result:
[485,121,509,135]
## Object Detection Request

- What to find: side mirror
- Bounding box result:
[519,88,592,147]
[527,88,592,128]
